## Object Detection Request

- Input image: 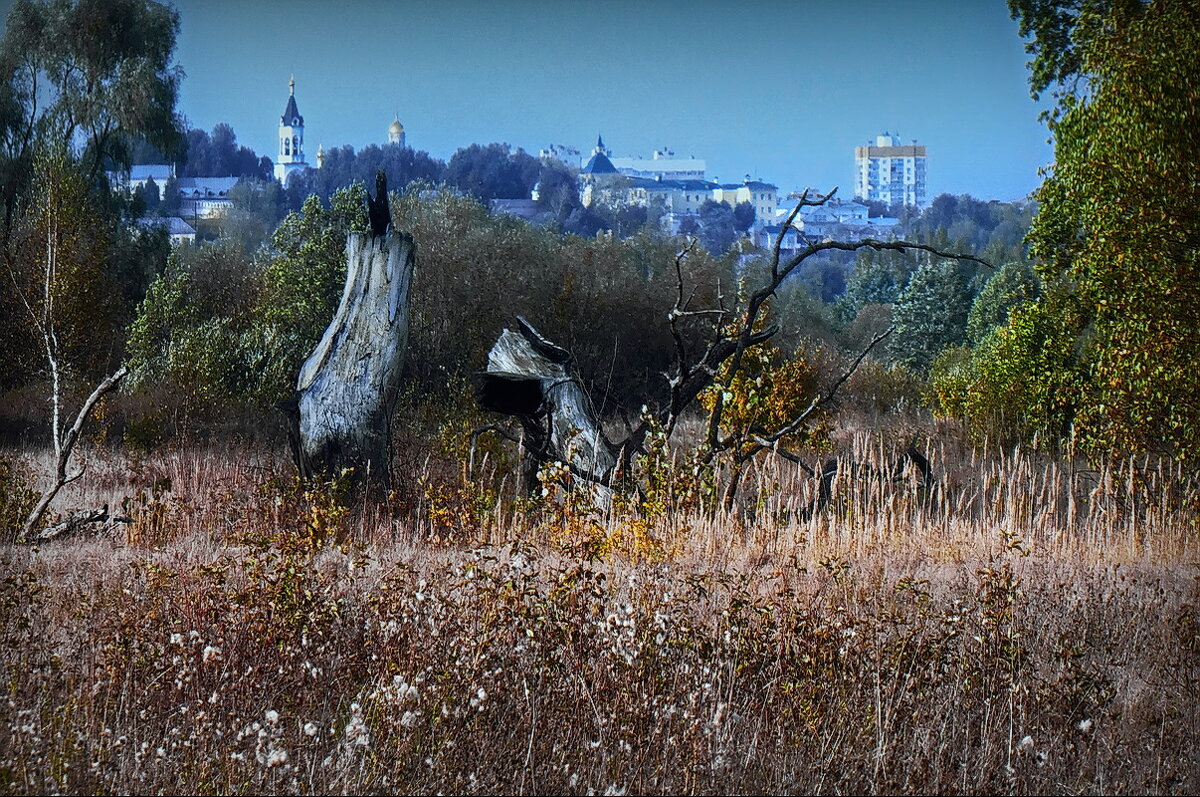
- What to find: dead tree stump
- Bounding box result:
[478,318,615,493]
[289,177,415,485]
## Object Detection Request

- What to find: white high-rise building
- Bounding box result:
[854,133,926,208]
[274,76,308,186]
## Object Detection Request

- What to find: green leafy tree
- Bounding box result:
[888,258,969,373]
[180,123,271,180]
[836,247,915,324]
[7,147,115,381]
[445,143,540,202]
[0,0,184,222]
[732,200,755,233]
[160,174,180,216]
[966,260,1040,345]
[698,199,736,255]
[125,241,259,411]
[222,178,283,253]
[140,175,161,215]
[251,187,368,401]
[534,160,581,224]
[0,0,184,388]
[972,0,1200,456]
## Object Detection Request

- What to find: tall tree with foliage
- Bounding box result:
[8,148,114,378]
[732,201,756,233]
[180,123,271,180]
[444,143,540,202]
[0,0,184,228]
[888,258,970,373]
[836,247,916,325]
[0,0,182,388]
[973,0,1200,457]
[697,199,736,255]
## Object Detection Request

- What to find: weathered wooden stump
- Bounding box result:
[478,318,615,494]
[288,175,415,486]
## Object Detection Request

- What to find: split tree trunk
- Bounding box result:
[290,229,416,485]
[478,318,615,493]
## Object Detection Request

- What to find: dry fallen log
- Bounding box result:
[34,504,132,542]
[478,317,615,493]
[287,174,415,485]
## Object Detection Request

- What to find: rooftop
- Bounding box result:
[581,151,619,175]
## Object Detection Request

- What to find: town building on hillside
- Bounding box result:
[712,177,778,228]
[610,148,706,181]
[178,177,239,218]
[623,177,720,217]
[579,135,623,206]
[108,163,175,193]
[273,75,308,186]
[138,216,196,246]
[801,198,869,225]
[854,133,927,208]
[778,196,901,240]
[580,136,776,229]
[752,224,804,254]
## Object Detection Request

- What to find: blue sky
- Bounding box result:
[4,0,1054,201]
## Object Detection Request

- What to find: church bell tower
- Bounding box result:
[274,75,308,186]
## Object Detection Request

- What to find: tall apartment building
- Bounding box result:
[854,133,927,208]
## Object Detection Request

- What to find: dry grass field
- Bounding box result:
[2,425,1198,794]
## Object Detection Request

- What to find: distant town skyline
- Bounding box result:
[2,0,1055,202]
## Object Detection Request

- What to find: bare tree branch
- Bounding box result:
[748,324,896,455]
[18,366,128,543]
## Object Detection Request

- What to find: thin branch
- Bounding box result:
[471,422,521,447]
[751,436,817,476]
[772,187,836,280]
[736,325,895,468]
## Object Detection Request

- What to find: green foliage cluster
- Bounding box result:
[124,183,733,427]
[125,186,367,414]
[938,0,1200,457]
[179,123,272,180]
[966,260,1041,346]
[0,0,184,205]
[832,198,1036,374]
[4,147,167,389]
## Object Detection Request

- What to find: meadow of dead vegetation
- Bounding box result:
[1,416,1198,796]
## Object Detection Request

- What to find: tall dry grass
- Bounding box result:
[1,429,1198,794]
